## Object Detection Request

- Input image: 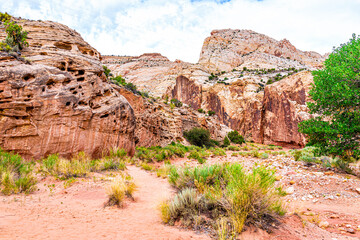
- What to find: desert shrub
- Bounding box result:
[135,143,191,163]
[207,110,216,116]
[163,163,284,235]
[160,188,200,226]
[170,98,182,107]
[0,12,11,22]
[260,153,269,159]
[111,75,126,86]
[41,155,90,179]
[108,148,127,159]
[227,130,245,144]
[0,148,37,195]
[227,145,240,151]
[250,150,261,158]
[156,164,174,178]
[1,21,29,53]
[141,162,154,171]
[222,136,230,147]
[105,175,136,207]
[183,128,214,148]
[198,108,205,113]
[124,82,137,94]
[211,147,226,156]
[103,65,111,77]
[290,147,318,163]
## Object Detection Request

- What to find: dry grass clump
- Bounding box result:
[0,148,37,195]
[41,149,128,179]
[105,174,137,207]
[162,163,285,238]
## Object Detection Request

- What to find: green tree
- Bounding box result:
[0,21,28,52]
[299,34,360,161]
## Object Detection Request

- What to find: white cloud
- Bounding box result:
[2,0,360,62]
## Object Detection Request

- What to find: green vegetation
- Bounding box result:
[299,34,360,162]
[135,142,196,163]
[162,163,285,237]
[184,128,215,148]
[103,65,111,77]
[227,130,245,144]
[41,149,128,179]
[198,108,205,113]
[290,147,353,173]
[170,98,183,107]
[0,148,37,195]
[208,110,216,116]
[105,174,136,207]
[110,74,149,97]
[0,20,29,53]
[0,12,11,23]
[222,136,230,147]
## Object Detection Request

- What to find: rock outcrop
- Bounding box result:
[0,19,136,159]
[261,71,313,147]
[103,54,192,98]
[113,85,230,147]
[198,29,325,72]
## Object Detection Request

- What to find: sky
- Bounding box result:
[1,0,360,63]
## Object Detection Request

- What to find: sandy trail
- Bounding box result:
[0,166,209,240]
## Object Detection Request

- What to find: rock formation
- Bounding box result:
[198,29,325,72]
[104,54,192,97]
[113,85,230,147]
[261,71,313,147]
[103,29,325,147]
[0,19,136,159]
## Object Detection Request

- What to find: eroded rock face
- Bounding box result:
[113,85,230,147]
[170,71,313,147]
[0,19,136,159]
[103,54,192,98]
[261,71,313,147]
[199,29,325,72]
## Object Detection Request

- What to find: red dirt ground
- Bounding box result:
[1,153,360,240]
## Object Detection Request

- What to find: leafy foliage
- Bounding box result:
[227,130,245,144]
[222,136,230,147]
[0,12,11,22]
[103,65,111,77]
[299,34,360,161]
[0,21,29,52]
[208,110,215,116]
[183,128,215,148]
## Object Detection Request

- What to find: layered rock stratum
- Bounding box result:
[104,29,326,147]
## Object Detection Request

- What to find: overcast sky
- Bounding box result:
[2,0,360,63]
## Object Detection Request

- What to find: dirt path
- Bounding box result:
[0,166,209,240]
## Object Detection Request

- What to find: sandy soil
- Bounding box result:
[0,166,209,240]
[1,153,360,240]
